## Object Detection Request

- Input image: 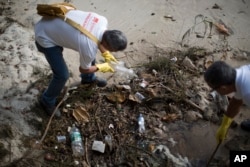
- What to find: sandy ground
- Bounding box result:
[1,0,250,166]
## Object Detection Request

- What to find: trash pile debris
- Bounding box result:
[2,47,230,167]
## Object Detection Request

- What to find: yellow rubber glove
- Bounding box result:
[216,115,233,143]
[102,51,118,63]
[96,63,114,73]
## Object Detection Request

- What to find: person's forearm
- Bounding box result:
[225,97,243,118]
[79,66,98,74]
[98,43,107,53]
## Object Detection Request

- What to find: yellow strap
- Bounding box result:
[57,14,99,45]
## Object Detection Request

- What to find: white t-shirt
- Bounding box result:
[34,10,108,69]
[234,64,250,107]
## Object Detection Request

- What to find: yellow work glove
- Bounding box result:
[96,63,114,73]
[102,51,118,63]
[216,115,233,143]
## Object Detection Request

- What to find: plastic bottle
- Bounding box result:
[110,61,137,79]
[69,124,84,157]
[104,135,113,150]
[138,113,145,133]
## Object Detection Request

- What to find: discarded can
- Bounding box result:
[135,92,145,102]
[57,135,66,143]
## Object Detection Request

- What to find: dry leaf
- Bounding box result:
[146,88,158,97]
[162,113,179,122]
[105,92,127,103]
[214,23,229,35]
[148,143,155,152]
[205,60,213,69]
[115,84,131,90]
[72,106,90,124]
[128,94,137,102]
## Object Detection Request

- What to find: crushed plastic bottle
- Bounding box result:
[110,61,137,79]
[138,113,145,133]
[69,124,84,157]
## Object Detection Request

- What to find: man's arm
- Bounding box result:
[216,97,243,143]
[225,97,243,118]
[98,43,107,53]
[79,66,98,74]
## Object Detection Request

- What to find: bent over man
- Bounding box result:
[35,9,127,117]
[204,61,250,143]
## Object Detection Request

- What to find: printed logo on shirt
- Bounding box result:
[93,17,99,23]
[82,13,91,27]
[82,14,99,33]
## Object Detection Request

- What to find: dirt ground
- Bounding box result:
[1,0,250,167]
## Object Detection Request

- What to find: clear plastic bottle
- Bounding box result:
[69,124,84,157]
[138,113,145,133]
[110,61,137,79]
[104,135,113,150]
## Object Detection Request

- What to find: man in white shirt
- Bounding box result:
[35,10,127,117]
[204,61,250,143]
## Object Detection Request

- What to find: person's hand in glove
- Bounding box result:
[96,63,114,73]
[216,114,233,143]
[102,51,118,63]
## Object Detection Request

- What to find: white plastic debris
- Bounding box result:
[153,145,191,167]
[168,137,177,147]
[170,57,178,62]
[139,79,148,88]
[74,160,79,165]
[108,124,114,129]
[152,69,158,76]
[92,140,106,153]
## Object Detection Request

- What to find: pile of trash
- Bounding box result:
[2,47,229,167]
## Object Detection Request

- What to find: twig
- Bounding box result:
[206,142,221,167]
[142,160,151,167]
[159,83,204,112]
[85,137,90,166]
[39,86,69,143]
[94,98,103,140]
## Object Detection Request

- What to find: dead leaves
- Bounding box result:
[106,92,127,103]
[161,113,180,122]
[72,105,90,124]
[213,22,230,35]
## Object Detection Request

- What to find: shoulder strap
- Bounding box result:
[57,14,99,45]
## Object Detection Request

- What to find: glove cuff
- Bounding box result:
[102,51,110,57]
[222,114,233,128]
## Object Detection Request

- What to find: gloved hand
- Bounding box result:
[96,63,114,73]
[216,115,233,143]
[102,51,118,63]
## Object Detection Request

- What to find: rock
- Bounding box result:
[184,110,203,122]
[153,127,164,136]
[182,56,197,70]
